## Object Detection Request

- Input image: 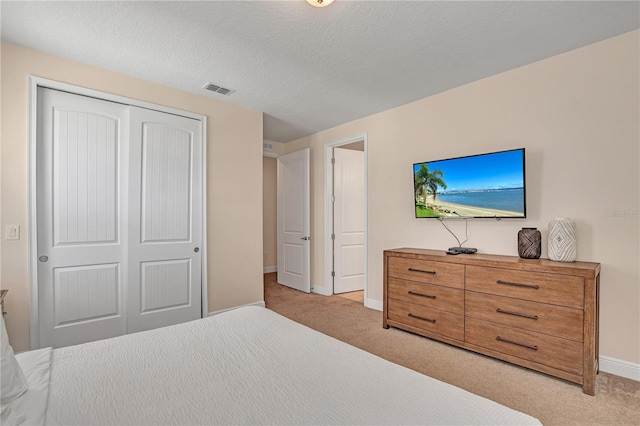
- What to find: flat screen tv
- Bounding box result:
[414,148,526,219]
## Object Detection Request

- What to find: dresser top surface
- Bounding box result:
[384,248,600,277]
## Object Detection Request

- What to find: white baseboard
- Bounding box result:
[207,300,266,316]
[263,266,277,273]
[599,355,640,381]
[365,298,383,311]
[311,284,332,296]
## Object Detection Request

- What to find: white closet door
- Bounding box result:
[36,88,203,348]
[36,88,130,348]
[126,107,203,333]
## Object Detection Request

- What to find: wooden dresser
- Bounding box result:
[383,248,600,395]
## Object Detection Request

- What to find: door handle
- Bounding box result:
[301,236,310,241]
[194,247,200,253]
[39,256,48,263]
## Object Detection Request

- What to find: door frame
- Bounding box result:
[28,76,208,349]
[322,134,368,304]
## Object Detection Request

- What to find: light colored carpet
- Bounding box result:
[335,290,364,303]
[264,273,640,425]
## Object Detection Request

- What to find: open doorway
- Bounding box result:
[324,135,368,305]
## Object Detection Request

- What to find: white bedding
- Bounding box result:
[30,306,539,425]
[12,347,52,426]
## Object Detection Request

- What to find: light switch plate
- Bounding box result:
[6,225,20,240]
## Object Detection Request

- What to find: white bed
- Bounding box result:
[6,306,540,425]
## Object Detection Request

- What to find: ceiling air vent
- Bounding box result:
[263,143,273,150]
[203,82,235,96]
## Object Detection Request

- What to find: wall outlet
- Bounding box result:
[6,225,20,240]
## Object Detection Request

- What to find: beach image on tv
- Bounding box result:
[414,149,525,218]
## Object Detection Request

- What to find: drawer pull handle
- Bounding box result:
[496,279,539,289]
[408,313,436,323]
[496,308,539,320]
[408,290,436,299]
[496,336,538,351]
[408,268,436,275]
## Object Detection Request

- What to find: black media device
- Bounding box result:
[446,247,478,255]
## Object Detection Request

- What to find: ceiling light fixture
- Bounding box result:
[306,0,334,7]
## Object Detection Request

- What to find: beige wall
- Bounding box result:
[263,140,286,157]
[284,31,640,365]
[263,156,278,269]
[340,140,365,151]
[0,42,264,351]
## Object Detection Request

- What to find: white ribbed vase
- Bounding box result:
[548,217,576,262]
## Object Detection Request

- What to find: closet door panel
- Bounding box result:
[140,123,192,242]
[53,111,118,245]
[36,88,129,348]
[127,107,203,333]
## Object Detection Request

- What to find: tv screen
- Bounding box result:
[414,148,526,219]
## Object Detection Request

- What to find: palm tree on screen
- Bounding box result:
[415,164,447,203]
[414,164,429,204]
[426,168,447,201]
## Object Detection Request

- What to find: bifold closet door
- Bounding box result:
[36,88,130,348]
[36,88,202,348]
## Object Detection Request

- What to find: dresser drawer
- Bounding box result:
[465,318,583,375]
[388,299,464,341]
[466,265,584,309]
[387,257,464,289]
[465,292,583,342]
[388,278,464,314]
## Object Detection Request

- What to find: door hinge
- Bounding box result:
[331,195,335,203]
[331,157,335,164]
[331,233,335,240]
[331,271,335,278]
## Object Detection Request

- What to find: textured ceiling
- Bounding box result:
[2,1,638,143]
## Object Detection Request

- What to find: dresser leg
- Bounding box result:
[583,379,595,396]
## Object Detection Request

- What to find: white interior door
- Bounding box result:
[277,149,310,293]
[126,107,203,333]
[36,88,129,348]
[333,148,365,294]
[36,88,203,348]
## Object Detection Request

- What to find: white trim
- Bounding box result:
[207,301,266,316]
[365,298,383,311]
[323,134,368,302]
[28,76,208,349]
[28,78,39,350]
[263,266,277,273]
[201,116,208,317]
[29,76,203,120]
[599,355,640,381]
[263,151,280,158]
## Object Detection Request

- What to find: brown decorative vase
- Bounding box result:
[518,227,541,259]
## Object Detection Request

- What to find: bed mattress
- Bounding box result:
[20,306,540,425]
